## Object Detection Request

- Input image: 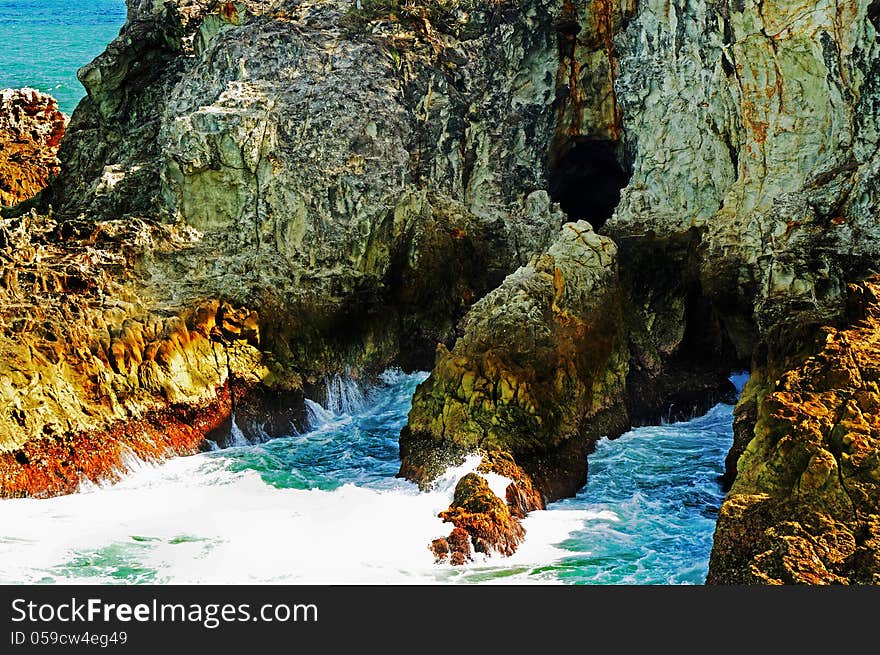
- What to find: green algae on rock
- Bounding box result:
[402,220,630,501]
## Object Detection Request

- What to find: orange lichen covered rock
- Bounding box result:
[437,473,524,560]
[0,88,67,207]
[430,453,544,565]
[0,211,300,497]
[708,277,880,584]
[478,450,545,519]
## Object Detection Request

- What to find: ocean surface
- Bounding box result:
[0,0,127,114]
[0,371,744,584]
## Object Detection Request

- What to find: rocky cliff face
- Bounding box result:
[5,0,880,580]
[0,89,67,207]
[0,208,302,496]
[45,0,569,377]
[708,277,880,584]
[3,0,570,496]
[400,0,880,571]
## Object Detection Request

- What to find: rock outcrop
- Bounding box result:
[402,220,629,501]
[400,0,880,568]
[708,277,880,584]
[430,451,544,565]
[2,0,569,496]
[0,209,302,497]
[42,0,569,377]
[0,89,67,207]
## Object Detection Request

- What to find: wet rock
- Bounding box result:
[438,473,525,560]
[403,220,630,505]
[430,450,544,563]
[0,210,303,496]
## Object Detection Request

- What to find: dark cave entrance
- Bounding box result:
[549,138,631,229]
[869,0,880,32]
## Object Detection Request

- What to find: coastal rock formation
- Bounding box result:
[708,277,880,584]
[3,0,880,582]
[44,0,568,377]
[403,220,629,502]
[0,89,67,206]
[3,0,569,496]
[399,0,880,566]
[0,209,302,496]
[430,452,543,565]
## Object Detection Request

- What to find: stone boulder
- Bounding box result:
[0,89,67,207]
[430,451,544,565]
[402,220,630,503]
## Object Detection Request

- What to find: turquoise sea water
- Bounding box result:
[0,371,740,584]
[0,0,127,114]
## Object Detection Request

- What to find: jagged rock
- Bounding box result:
[430,450,544,564]
[402,220,630,502]
[43,0,567,377]
[2,0,568,495]
[708,277,880,585]
[402,0,880,569]
[439,473,525,558]
[4,0,880,583]
[0,210,302,496]
[0,89,67,207]
[607,0,880,350]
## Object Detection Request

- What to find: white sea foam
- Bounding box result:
[481,471,514,501]
[228,414,250,447]
[0,370,736,585]
[0,448,593,584]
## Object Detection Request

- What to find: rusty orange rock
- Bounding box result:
[709,276,880,584]
[0,88,67,207]
[431,453,544,565]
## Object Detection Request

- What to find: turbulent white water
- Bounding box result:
[0,371,743,585]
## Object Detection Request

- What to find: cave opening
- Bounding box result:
[869,0,880,32]
[549,138,631,229]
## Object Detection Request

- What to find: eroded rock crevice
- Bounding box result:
[0,89,67,208]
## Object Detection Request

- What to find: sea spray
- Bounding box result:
[0,371,737,584]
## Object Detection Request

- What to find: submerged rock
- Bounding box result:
[0,89,67,207]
